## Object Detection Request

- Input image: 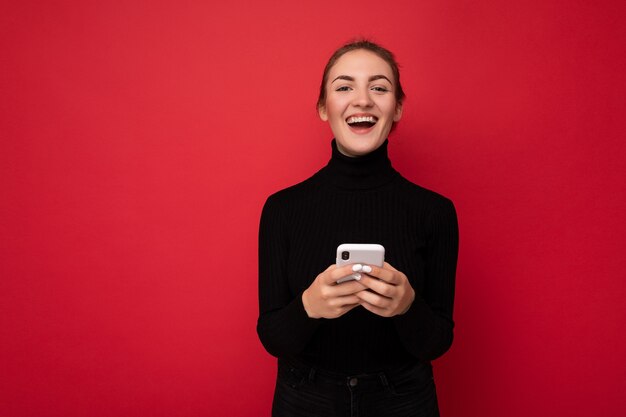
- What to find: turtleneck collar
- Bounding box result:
[318,139,399,190]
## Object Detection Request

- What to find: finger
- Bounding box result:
[327,263,365,284]
[358,300,392,317]
[355,289,391,308]
[330,280,367,296]
[338,302,361,316]
[357,275,396,298]
[330,294,361,307]
[336,273,362,285]
[317,263,347,284]
[361,264,400,284]
[328,297,362,318]
[384,262,398,271]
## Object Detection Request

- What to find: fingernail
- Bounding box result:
[352,264,363,272]
[362,265,372,273]
[353,273,361,280]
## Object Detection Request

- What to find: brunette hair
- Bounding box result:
[316,39,406,110]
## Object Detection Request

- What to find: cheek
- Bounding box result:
[325,96,347,119]
[380,99,398,120]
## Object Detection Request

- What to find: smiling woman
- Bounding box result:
[318,49,403,157]
[257,39,459,417]
[317,42,405,157]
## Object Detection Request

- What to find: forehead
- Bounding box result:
[328,49,395,81]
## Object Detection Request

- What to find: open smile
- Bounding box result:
[346,114,378,134]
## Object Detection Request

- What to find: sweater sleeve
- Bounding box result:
[393,197,459,361]
[256,195,321,357]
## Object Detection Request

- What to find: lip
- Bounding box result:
[346,124,376,135]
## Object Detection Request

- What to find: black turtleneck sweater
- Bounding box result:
[257,140,458,374]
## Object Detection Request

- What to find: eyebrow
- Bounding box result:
[331,75,393,84]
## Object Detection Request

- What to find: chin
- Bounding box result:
[337,135,385,157]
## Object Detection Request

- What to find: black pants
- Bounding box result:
[272,358,440,417]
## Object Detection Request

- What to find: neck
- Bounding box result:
[319,139,398,190]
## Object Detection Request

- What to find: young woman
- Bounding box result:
[258,40,459,417]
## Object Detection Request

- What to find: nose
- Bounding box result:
[353,88,374,108]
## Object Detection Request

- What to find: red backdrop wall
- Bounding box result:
[2,1,625,416]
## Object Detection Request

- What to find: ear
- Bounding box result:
[393,103,403,122]
[318,104,328,121]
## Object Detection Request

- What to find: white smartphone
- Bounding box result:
[335,244,385,284]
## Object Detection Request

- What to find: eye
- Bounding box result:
[371,86,389,93]
[336,86,352,92]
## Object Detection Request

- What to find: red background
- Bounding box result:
[2,1,625,416]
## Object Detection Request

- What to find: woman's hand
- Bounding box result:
[302,264,367,319]
[355,262,415,317]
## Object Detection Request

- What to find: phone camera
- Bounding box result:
[341,251,350,260]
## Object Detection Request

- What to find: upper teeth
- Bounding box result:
[347,116,377,124]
